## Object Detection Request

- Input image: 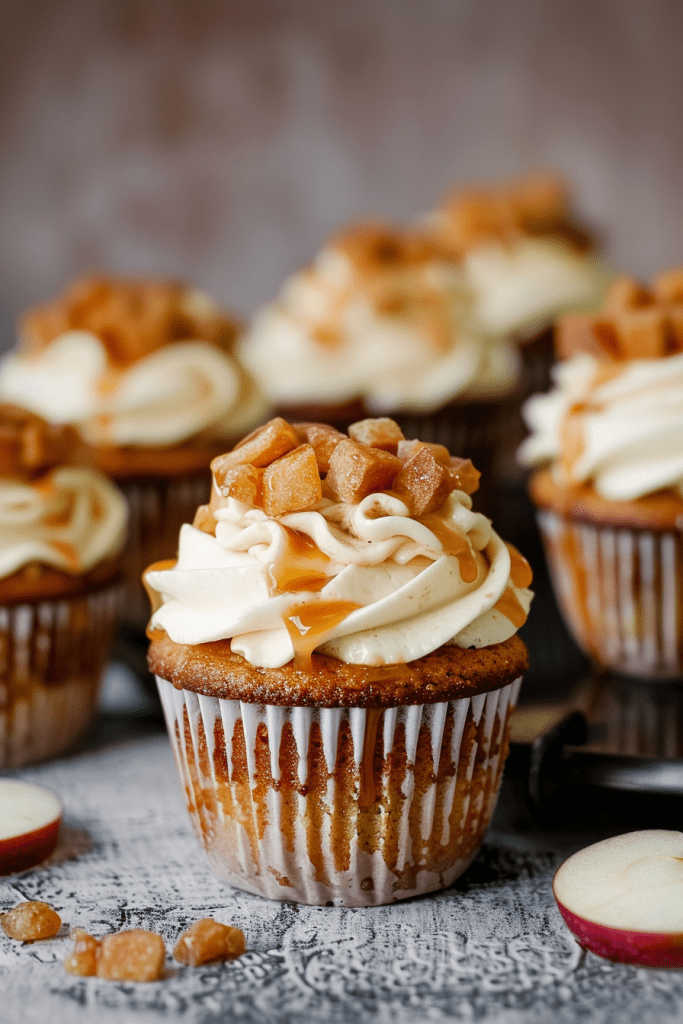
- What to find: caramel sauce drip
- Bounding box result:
[494,587,527,628]
[505,543,533,589]
[416,514,478,583]
[193,504,215,535]
[268,528,332,595]
[50,539,79,570]
[359,707,383,810]
[95,365,124,397]
[559,406,587,481]
[143,558,177,620]
[284,599,361,670]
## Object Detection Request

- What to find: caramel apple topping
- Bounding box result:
[556,271,683,362]
[436,171,592,255]
[204,417,481,529]
[19,275,240,367]
[0,404,80,479]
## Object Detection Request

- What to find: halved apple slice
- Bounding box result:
[553,830,683,967]
[0,781,62,875]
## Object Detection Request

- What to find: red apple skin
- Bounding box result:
[0,794,62,876]
[555,895,683,969]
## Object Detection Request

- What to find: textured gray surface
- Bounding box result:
[1,695,683,1024]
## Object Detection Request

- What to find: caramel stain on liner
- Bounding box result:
[284,599,361,670]
[359,707,383,810]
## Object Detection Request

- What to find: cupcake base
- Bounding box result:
[0,575,120,767]
[150,634,527,907]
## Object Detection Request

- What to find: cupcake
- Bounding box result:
[145,415,532,906]
[519,272,683,678]
[431,171,610,392]
[238,221,519,502]
[0,404,127,767]
[0,276,270,631]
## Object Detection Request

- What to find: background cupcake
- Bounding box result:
[238,221,519,508]
[520,271,683,678]
[0,275,270,632]
[0,404,127,767]
[145,415,532,906]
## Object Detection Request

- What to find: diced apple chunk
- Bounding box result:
[326,439,402,503]
[262,444,322,516]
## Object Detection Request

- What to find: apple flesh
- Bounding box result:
[554,830,683,968]
[0,781,62,875]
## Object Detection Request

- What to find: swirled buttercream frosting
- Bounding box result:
[519,273,683,501]
[430,172,610,337]
[145,417,533,668]
[239,223,518,413]
[0,276,269,447]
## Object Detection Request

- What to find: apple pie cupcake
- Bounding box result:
[145,416,532,906]
[0,405,127,767]
[0,276,270,631]
[239,222,519,503]
[520,272,683,678]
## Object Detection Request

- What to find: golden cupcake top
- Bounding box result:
[0,276,270,450]
[18,274,240,367]
[145,416,533,671]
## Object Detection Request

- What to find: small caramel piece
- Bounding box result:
[326,439,402,503]
[603,276,652,314]
[348,418,405,454]
[392,446,453,515]
[211,418,299,481]
[192,504,216,534]
[292,422,345,473]
[262,444,322,516]
[614,307,669,359]
[447,457,480,495]
[215,464,265,506]
[173,918,246,967]
[1,901,61,942]
[653,267,683,304]
[555,314,620,361]
[64,928,100,977]
[97,929,165,982]
[397,439,451,466]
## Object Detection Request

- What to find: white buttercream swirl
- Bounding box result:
[462,237,611,338]
[0,466,127,579]
[239,246,519,412]
[519,352,683,501]
[146,489,532,668]
[0,331,269,448]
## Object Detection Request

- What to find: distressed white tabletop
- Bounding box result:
[1,667,682,1024]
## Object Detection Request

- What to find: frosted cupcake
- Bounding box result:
[431,171,610,394]
[145,415,532,906]
[0,276,270,630]
[239,222,518,492]
[520,272,683,678]
[0,404,127,766]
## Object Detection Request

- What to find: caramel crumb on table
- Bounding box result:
[63,928,166,982]
[173,918,246,967]
[1,901,62,942]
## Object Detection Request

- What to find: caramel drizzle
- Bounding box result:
[284,599,361,670]
[359,707,383,810]
[268,528,332,595]
[494,587,527,628]
[505,543,533,589]
[49,539,79,570]
[416,514,478,583]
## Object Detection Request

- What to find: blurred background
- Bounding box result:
[2,0,683,344]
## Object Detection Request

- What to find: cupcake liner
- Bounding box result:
[118,473,211,632]
[156,675,522,907]
[0,583,120,767]
[537,509,683,678]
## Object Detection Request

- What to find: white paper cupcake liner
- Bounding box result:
[0,584,120,767]
[538,509,683,678]
[119,473,210,632]
[156,675,522,907]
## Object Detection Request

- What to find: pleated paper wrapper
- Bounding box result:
[157,675,522,907]
[538,509,683,678]
[0,583,120,767]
